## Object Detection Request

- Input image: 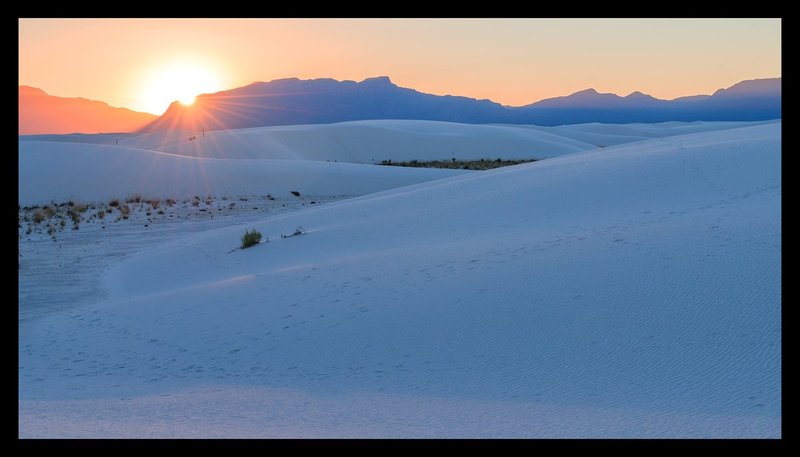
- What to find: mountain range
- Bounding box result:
[19,86,157,135]
[19,77,780,135]
[141,76,781,132]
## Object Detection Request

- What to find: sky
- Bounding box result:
[19,18,781,115]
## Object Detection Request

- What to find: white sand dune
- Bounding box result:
[504,119,781,147]
[18,141,468,206]
[22,120,596,162]
[141,120,596,162]
[19,122,781,437]
[21,119,779,164]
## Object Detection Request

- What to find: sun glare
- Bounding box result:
[141,63,221,114]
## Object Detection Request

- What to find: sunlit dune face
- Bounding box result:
[140,63,221,115]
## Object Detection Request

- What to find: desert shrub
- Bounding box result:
[68,208,81,225]
[97,210,106,219]
[240,229,263,249]
[32,211,45,224]
[149,199,160,209]
[109,199,120,207]
[165,198,176,206]
[126,194,142,204]
[191,200,200,207]
[120,204,130,219]
[42,206,56,218]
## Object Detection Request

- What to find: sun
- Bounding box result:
[140,63,221,114]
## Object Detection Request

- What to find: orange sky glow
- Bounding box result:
[19,18,781,115]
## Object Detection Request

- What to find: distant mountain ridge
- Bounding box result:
[19,86,157,135]
[20,77,780,135]
[521,78,781,124]
[140,76,780,132]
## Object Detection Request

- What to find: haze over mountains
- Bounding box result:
[19,86,157,135]
[141,76,780,132]
[19,77,780,135]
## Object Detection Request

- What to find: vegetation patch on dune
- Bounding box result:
[378,158,536,170]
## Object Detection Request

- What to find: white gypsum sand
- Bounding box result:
[19,121,780,438]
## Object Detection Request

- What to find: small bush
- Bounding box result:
[127,194,142,204]
[240,229,263,249]
[97,210,106,219]
[119,204,130,219]
[43,206,56,218]
[32,211,45,224]
[68,208,81,225]
[109,199,120,207]
[149,199,160,209]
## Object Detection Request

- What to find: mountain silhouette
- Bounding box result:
[518,78,781,124]
[19,86,157,135]
[141,76,780,132]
